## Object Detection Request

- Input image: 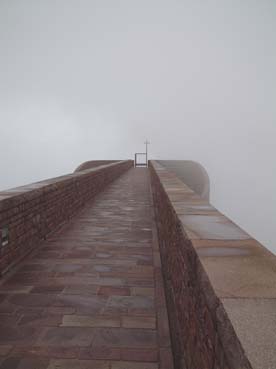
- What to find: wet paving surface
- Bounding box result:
[0,168,173,369]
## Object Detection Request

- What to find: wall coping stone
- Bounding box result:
[150,160,276,369]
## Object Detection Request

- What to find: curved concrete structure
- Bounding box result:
[158,160,210,201]
[74,160,120,172]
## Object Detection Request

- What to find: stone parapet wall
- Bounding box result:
[157,160,210,201]
[74,160,120,172]
[149,160,276,369]
[0,160,133,276]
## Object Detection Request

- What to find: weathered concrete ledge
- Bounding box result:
[0,160,133,276]
[158,160,210,201]
[149,160,276,369]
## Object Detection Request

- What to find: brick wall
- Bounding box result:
[0,160,133,276]
[149,160,252,369]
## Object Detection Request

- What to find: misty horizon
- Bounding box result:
[0,0,275,254]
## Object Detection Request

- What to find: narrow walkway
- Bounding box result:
[0,169,173,369]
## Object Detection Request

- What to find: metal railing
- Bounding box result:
[134,153,147,167]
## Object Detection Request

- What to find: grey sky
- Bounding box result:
[0,0,275,253]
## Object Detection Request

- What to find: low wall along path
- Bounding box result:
[0,160,275,369]
[0,161,132,275]
[150,160,276,369]
[0,166,173,369]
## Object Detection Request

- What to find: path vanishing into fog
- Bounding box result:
[0,168,173,369]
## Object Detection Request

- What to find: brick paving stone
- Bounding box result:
[31,285,65,294]
[105,296,154,312]
[0,296,8,305]
[47,359,109,369]
[0,345,12,356]
[97,287,130,296]
[8,294,56,308]
[160,347,175,369]
[71,277,125,287]
[11,346,80,359]
[15,307,45,315]
[62,315,120,328]
[91,328,157,348]
[54,294,107,312]
[37,327,96,347]
[0,168,173,367]
[0,286,33,294]
[45,307,76,315]
[0,357,21,369]
[120,348,158,362]
[125,277,154,287]
[79,347,121,360]
[96,253,112,258]
[0,295,17,314]
[121,316,156,329]
[110,362,158,369]
[131,287,155,296]
[93,265,112,273]
[18,313,63,327]
[3,357,50,369]
[62,285,99,296]
[19,264,51,272]
[0,325,40,345]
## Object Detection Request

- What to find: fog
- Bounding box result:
[0,0,275,253]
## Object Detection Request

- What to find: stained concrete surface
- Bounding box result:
[222,298,276,369]
[179,214,251,240]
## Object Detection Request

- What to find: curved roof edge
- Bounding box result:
[157,160,210,201]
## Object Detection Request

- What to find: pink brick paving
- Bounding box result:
[0,168,174,369]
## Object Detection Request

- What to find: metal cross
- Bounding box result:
[144,140,150,166]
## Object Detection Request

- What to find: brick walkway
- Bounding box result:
[0,168,173,369]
